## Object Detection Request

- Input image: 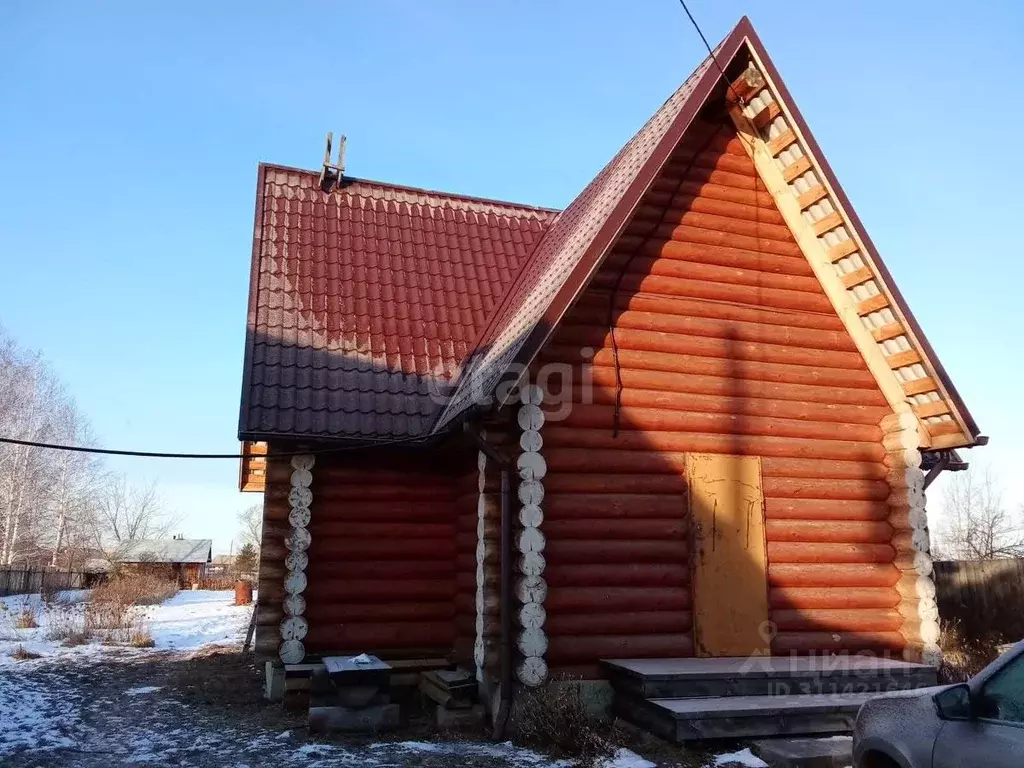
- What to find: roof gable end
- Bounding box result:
[432,20,751,432]
[725,27,978,449]
[433,17,979,451]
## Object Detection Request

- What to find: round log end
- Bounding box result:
[516,656,548,687]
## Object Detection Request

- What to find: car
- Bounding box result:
[853,640,1024,767]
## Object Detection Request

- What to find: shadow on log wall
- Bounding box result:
[534,115,902,678]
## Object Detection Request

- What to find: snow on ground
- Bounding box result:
[0,589,767,766]
[713,748,768,767]
[146,589,251,650]
[124,685,163,696]
[0,589,249,664]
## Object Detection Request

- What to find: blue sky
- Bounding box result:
[2,1,1021,554]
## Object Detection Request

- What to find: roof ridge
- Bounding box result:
[428,18,751,434]
[260,163,561,215]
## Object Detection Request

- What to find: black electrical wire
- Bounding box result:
[7,5,745,457]
[677,0,745,105]
[604,2,756,437]
[0,433,429,459]
[605,122,727,437]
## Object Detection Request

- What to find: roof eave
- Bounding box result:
[737,24,981,447]
[237,163,269,442]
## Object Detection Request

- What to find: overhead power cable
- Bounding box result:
[677,0,745,104]
[4,4,740,461]
[0,433,429,460]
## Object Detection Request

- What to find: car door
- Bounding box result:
[933,652,1024,768]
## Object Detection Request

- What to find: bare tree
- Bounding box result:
[92,475,180,557]
[238,504,263,550]
[934,466,1024,560]
[0,328,105,566]
[48,400,103,567]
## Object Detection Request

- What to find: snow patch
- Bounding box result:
[375,740,561,765]
[125,685,163,696]
[145,590,251,650]
[0,664,83,756]
[601,747,657,767]
[714,747,769,767]
[0,590,251,664]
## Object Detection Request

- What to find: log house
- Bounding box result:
[237,17,982,706]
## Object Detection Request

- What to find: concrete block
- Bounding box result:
[308,703,400,734]
[436,704,486,729]
[336,685,386,708]
[265,661,286,702]
[753,737,853,767]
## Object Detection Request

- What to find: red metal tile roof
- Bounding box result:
[239,168,556,440]
[240,15,977,447]
[433,25,748,431]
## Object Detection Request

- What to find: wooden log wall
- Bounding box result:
[516,385,549,687]
[536,117,904,670]
[254,447,289,656]
[882,410,940,664]
[254,449,461,658]
[453,456,480,670]
[474,424,513,684]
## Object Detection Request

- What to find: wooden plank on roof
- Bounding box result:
[811,212,844,236]
[884,352,925,370]
[782,156,812,182]
[727,103,917,420]
[930,432,974,450]
[926,420,964,437]
[767,130,797,157]
[841,267,874,288]
[727,64,767,105]
[871,323,905,343]
[885,349,922,369]
[857,294,889,316]
[797,185,828,210]
[902,377,938,396]
[914,401,951,419]
[827,239,859,262]
[752,101,781,130]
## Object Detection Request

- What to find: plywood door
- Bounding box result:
[686,453,770,657]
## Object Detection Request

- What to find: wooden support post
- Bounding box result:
[515,384,548,687]
[279,453,314,665]
[880,410,940,665]
[475,425,509,690]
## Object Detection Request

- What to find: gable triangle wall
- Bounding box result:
[530,113,905,673]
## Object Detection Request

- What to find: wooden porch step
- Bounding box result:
[615,691,876,742]
[603,656,936,699]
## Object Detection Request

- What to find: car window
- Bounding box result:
[979,653,1024,724]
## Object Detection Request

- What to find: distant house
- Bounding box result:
[115,538,213,586]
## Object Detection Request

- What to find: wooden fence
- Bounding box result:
[934,558,1024,640]
[0,568,90,597]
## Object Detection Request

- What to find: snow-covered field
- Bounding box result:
[0,589,770,767]
[0,588,251,664]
